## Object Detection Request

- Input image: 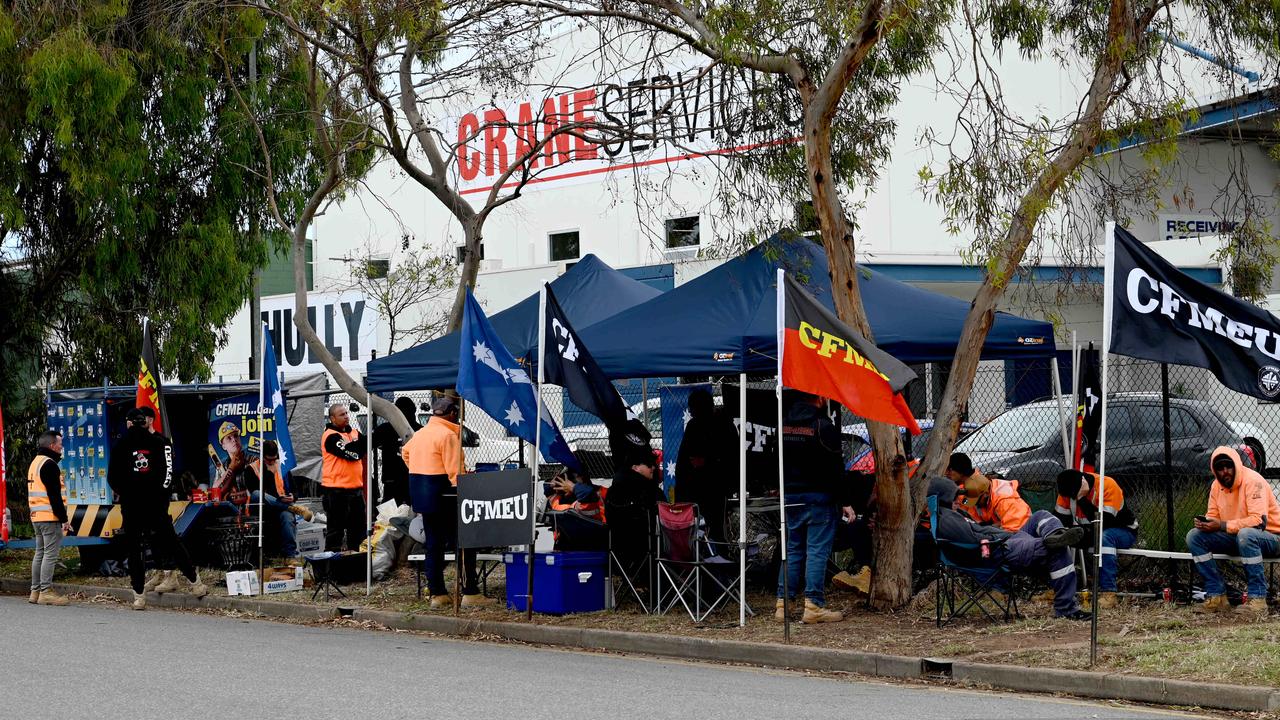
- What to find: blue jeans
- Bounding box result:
[1099,527,1137,593]
[249,491,299,558]
[1186,527,1280,599]
[777,496,838,606]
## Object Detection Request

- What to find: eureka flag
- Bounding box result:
[777,271,920,434]
[457,289,580,469]
[541,284,634,433]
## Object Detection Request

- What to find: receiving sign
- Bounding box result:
[456,468,533,549]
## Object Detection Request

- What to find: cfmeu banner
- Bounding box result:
[1106,224,1280,401]
[457,468,533,549]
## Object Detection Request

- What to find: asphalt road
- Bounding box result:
[0,596,1207,720]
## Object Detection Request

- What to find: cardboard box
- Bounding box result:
[225,567,304,596]
[296,524,325,554]
[226,570,261,597]
[263,566,304,594]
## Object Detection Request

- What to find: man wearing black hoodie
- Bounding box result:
[109,408,206,609]
[373,397,421,508]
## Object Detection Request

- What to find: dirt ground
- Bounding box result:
[5,549,1278,689]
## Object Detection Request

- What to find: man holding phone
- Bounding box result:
[1186,447,1280,616]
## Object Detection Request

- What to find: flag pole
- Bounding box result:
[258,323,266,592]
[1092,221,1117,666]
[776,269,790,643]
[366,401,373,597]
[1051,355,1070,466]
[529,286,546,621]
[738,372,747,627]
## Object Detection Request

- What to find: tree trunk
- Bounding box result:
[446,221,484,333]
[801,104,909,608]
[291,221,412,440]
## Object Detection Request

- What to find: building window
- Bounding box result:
[364,258,390,280]
[260,238,313,295]
[549,230,580,261]
[665,216,700,248]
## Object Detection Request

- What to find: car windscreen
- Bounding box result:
[957,405,1060,453]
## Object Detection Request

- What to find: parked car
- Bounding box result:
[843,420,980,474]
[954,395,1255,504]
[1110,391,1268,471]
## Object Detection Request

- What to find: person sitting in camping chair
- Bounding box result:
[927,477,1091,621]
[545,468,608,551]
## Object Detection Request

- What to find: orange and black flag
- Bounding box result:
[137,317,169,434]
[777,270,921,435]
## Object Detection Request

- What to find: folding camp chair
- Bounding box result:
[655,502,751,622]
[606,502,654,613]
[929,495,1020,627]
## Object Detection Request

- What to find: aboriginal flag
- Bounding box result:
[137,318,169,434]
[777,271,920,434]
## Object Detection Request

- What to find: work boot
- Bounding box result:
[774,598,793,621]
[1042,526,1086,551]
[132,592,146,611]
[461,593,497,609]
[801,599,843,624]
[187,574,210,599]
[143,570,163,592]
[1193,595,1231,613]
[37,589,70,606]
[429,594,454,609]
[1235,598,1269,617]
[29,590,39,604]
[1058,608,1091,621]
[154,570,181,593]
[288,504,314,521]
[1097,592,1118,610]
[1031,588,1056,604]
[833,567,872,594]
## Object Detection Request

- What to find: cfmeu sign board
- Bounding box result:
[262,291,377,373]
[457,468,533,549]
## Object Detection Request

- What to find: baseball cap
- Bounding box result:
[432,395,459,416]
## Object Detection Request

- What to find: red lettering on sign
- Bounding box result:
[572,89,598,160]
[483,108,510,176]
[458,113,481,181]
[515,101,538,169]
[542,95,572,167]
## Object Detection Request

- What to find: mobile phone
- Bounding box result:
[1194,515,1208,523]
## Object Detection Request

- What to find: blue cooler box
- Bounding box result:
[504,551,607,614]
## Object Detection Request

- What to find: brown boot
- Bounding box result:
[460,593,497,608]
[1193,595,1231,613]
[1235,598,1269,617]
[429,594,454,609]
[801,599,843,624]
[37,589,70,606]
[774,598,790,621]
[1097,592,1118,610]
[832,567,872,594]
[287,504,314,521]
[29,590,39,604]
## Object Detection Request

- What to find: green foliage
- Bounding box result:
[0,2,322,402]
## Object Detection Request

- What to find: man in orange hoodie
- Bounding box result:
[1186,446,1280,616]
[402,394,495,610]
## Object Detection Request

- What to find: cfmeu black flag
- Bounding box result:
[541,285,632,432]
[1073,345,1102,471]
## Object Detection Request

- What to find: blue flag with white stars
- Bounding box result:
[457,288,580,470]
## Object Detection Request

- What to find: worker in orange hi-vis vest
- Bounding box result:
[321,403,368,552]
[28,430,72,606]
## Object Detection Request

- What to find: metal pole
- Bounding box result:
[366,404,373,596]
[1051,357,1070,466]
[529,287,547,621]
[775,269,790,642]
[258,328,265,592]
[1092,221,1117,666]
[738,373,747,627]
[248,40,261,382]
[1161,363,1176,594]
